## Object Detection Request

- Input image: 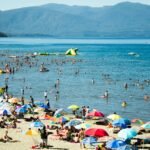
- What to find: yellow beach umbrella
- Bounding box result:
[107,114,122,121]
[68,104,79,110]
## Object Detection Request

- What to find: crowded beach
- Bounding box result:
[0,50,150,150]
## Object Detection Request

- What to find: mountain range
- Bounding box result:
[0,2,150,38]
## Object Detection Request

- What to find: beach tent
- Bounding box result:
[65,48,78,56]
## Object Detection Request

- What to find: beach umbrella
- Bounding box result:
[25,129,39,136]
[113,118,131,128]
[15,107,27,114]
[106,140,126,149]
[30,121,44,128]
[87,110,104,117]
[75,123,91,129]
[65,119,83,127]
[117,145,133,150]
[54,108,63,116]
[58,116,70,123]
[107,114,122,121]
[22,104,32,109]
[82,137,97,145]
[131,119,144,125]
[68,105,79,110]
[118,128,137,140]
[141,122,150,129]
[0,109,12,115]
[9,97,19,103]
[85,128,109,137]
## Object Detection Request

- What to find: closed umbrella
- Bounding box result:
[85,128,109,137]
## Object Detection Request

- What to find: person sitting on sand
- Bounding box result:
[3,130,13,142]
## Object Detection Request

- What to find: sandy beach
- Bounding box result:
[0,112,150,150]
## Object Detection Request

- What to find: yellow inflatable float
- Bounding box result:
[65,48,78,56]
[0,69,6,74]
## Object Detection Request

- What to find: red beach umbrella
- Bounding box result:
[87,110,104,117]
[85,128,109,137]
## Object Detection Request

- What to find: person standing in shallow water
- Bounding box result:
[30,96,34,107]
[44,90,47,100]
[104,90,109,98]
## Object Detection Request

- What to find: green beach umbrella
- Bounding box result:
[68,104,79,110]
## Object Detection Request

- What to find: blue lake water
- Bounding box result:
[0,38,150,121]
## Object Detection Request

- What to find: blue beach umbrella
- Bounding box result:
[113,118,131,128]
[106,140,126,149]
[30,121,44,128]
[117,145,133,150]
[82,137,97,145]
[22,104,32,109]
[0,109,12,115]
[118,128,137,140]
[16,107,27,114]
[65,119,83,127]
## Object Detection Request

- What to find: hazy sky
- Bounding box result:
[0,0,150,10]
